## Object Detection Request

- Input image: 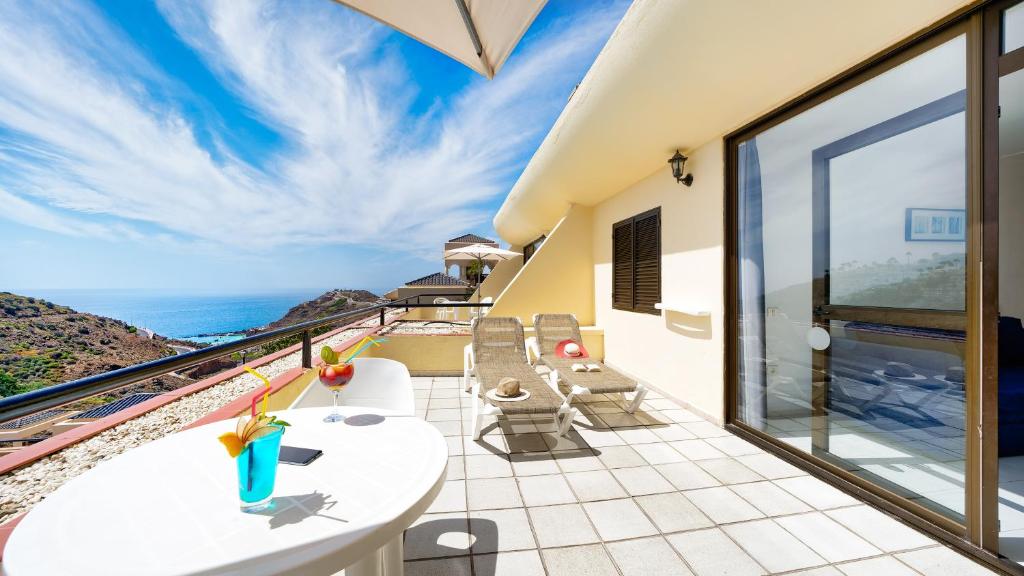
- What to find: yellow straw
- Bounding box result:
[244,366,272,417]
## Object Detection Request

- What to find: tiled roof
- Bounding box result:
[0,409,68,430]
[70,393,159,420]
[448,233,495,244]
[405,272,469,287]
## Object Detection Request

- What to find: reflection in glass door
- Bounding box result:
[995,0,1024,565]
[735,32,969,521]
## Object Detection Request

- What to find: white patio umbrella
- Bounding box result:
[444,243,521,289]
[332,0,546,79]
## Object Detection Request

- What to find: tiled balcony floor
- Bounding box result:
[406,376,998,576]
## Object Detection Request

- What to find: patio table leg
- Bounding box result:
[346,549,382,576]
[382,534,403,576]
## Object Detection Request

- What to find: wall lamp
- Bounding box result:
[668,150,693,186]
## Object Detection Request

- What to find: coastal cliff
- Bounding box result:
[0,289,382,403]
[265,289,381,329]
[0,292,184,400]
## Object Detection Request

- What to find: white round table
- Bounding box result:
[2,407,447,576]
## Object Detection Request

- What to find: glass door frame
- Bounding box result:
[981,0,1024,557]
[723,5,1013,571]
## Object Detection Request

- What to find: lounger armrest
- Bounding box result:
[525,337,540,366]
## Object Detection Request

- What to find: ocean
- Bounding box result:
[24,289,322,343]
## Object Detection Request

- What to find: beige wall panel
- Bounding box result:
[488,205,595,327]
[593,139,725,422]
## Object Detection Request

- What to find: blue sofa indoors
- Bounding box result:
[1000,316,1024,457]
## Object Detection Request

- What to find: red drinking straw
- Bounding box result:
[250,388,269,418]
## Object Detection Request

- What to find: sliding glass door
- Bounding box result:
[732,29,971,523]
[730,4,1024,568]
[987,0,1024,564]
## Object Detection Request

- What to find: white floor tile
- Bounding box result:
[734,452,805,479]
[653,462,721,491]
[649,423,698,442]
[669,439,727,461]
[666,528,764,576]
[704,435,763,457]
[695,458,764,485]
[606,536,695,576]
[471,550,545,576]
[464,454,513,479]
[775,512,881,563]
[775,476,860,510]
[683,486,765,524]
[516,474,577,507]
[583,498,658,541]
[896,546,999,575]
[730,481,812,516]
[825,505,934,552]
[723,518,826,573]
[609,466,675,496]
[526,504,600,548]
[634,442,688,465]
[634,492,714,533]
[563,470,628,502]
[427,480,467,513]
[595,445,647,469]
[468,508,537,553]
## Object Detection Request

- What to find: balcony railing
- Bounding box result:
[0,294,492,424]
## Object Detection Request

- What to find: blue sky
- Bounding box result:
[0,0,628,295]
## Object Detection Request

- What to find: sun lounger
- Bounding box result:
[530,313,648,413]
[466,316,577,440]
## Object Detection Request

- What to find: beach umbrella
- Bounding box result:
[444,243,521,288]
[332,0,546,79]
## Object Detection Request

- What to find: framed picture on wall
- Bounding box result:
[905,208,966,242]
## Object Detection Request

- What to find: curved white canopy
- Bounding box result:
[333,0,547,79]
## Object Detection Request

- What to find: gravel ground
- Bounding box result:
[0,317,391,525]
[380,320,471,335]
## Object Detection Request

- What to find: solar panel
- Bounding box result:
[70,393,160,420]
[0,409,69,430]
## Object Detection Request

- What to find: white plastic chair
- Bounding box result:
[433,297,454,321]
[290,358,415,415]
[473,296,493,320]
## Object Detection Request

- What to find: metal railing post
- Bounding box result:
[301,330,312,369]
[380,308,386,326]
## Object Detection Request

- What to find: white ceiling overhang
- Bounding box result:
[492,0,973,246]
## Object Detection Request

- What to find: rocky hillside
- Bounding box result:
[265,289,381,329]
[0,292,183,400]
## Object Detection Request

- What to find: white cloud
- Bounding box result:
[0,0,626,257]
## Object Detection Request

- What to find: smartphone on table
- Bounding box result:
[278,445,323,466]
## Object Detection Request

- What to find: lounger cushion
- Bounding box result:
[534,314,638,395]
[475,361,566,415]
[540,357,637,395]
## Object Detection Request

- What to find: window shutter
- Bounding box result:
[612,221,634,310]
[633,210,661,313]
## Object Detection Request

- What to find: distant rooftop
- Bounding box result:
[70,393,159,420]
[404,272,469,287]
[0,409,68,430]
[447,233,496,244]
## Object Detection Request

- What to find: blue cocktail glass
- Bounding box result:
[236,425,284,512]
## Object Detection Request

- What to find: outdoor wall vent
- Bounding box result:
[668,150,693,186]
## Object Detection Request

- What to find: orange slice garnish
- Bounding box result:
[218,432,245,458]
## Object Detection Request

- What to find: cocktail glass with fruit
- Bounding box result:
[218,413,290,512]
[319,346,355,423]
